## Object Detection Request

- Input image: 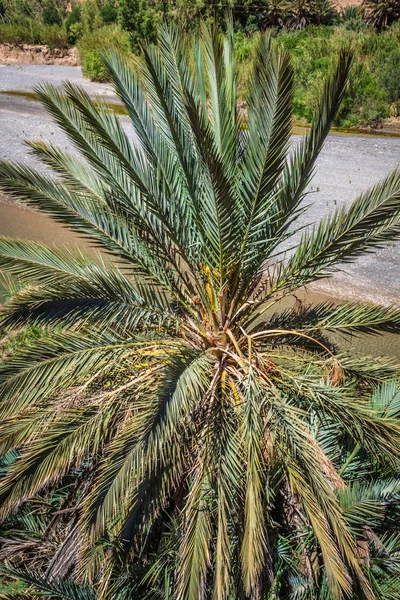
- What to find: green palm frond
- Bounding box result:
[83,349,213,547]
[0,564,96,599]
[0,330,156,418]
[270,166,400,297]
[371,379,400,416]
[267,48,353,252]
[338,478,400,530]
[268,301,400,336]
[240,369,271,594]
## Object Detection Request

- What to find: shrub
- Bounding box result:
[0,22,31,44]
[118,0,162,51]
[3,0,68,25]
[81,0,103,33]
[234,30,261,61]
[65,3,82,43]
[273,25,399,126]
[100,0,118,24]
[81,50,108,81]
[371,45,400,113]
[42,1,64,26]
[0,20,68,48]
[0,0,7,18]
[3,0,40,22]
[67,21,83,44]
[77,24,131,81]
[337,59,389,126]
[39,23,68,48]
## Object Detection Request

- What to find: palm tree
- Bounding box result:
[260,0,287,29]
[284,0,337,29]
[1,20,400,600]
[362,0,400,30]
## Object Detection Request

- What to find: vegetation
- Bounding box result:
[273,23,400,126]
[77,24,131,81]
[1,19,400,599]
[0,21,68,48]
[0,0,69,48]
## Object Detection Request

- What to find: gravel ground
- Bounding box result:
[0,64,399,305]
[0,63,117,99]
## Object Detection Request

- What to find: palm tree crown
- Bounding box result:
[1,21,400,600]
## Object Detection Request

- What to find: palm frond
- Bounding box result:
[0,564,96,599]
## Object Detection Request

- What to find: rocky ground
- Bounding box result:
[0,44,78,66]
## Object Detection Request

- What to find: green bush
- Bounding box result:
[100,0,118,24]
[65,3,83,44]
[376,48,400,106]
[234,31,261,62]
[0,20,68,48]
[271,24,399,126]
[78,24,131,81]
[39,23,68,48]
[234,23,400,127]
[369,25,400,110]
[42,0,64,26]
[81,50,108,81]
[118,0,162,51]
[67,21,83,45]
[3,0,41,22]
[0,22,32,44]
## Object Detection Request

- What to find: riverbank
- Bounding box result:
[0,43,78,66]
[2,20,400,133]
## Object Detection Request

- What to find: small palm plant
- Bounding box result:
[1,21,400,600]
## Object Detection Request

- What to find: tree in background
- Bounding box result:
[117,0,168,50]
[259,0,287,29]
[363,0,400,29]
[285,0,337,29]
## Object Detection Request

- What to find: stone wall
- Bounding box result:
[0,44,78,66]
